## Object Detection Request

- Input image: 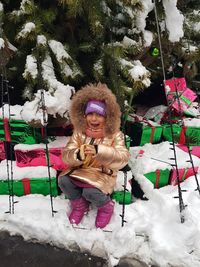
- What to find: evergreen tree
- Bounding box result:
[0,0,200,124]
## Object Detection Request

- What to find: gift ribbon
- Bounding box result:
[170,92,192,106]
[179,94,191,106]
[22,178,31,195]
[3,118,11,142]
[150,127,155,143]
[181,168,188,182]
[179,126,187,144]
[155,169,160,188]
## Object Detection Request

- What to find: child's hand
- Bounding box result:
[79,144,96,161]
[84,145,96,157]
[79,144,86,160]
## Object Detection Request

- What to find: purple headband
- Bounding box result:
[85,100,106,117]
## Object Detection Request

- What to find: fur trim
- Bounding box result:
[70,83,121,136]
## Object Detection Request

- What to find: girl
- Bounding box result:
[59,83,130,228]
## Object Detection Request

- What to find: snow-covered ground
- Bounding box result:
[1,142,200,267]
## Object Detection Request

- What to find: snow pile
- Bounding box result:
[129,141,200,174]
[162,0,184,42]
[0,104,23,120]
[0,160,57,180]
[135,0,184,46]
[14,136,69,151]
[21,86,74,125]
[16,22,36,40]
[1,177,200,266]
[1,142,200,266]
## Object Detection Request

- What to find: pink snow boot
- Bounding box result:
[95,200,115,229]
[69,197,89,225]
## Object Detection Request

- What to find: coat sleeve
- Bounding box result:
[95,131,130,170]
[62,132,83,167]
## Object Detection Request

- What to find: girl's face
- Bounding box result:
[86,112,106,130]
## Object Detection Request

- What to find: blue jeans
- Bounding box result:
[58,175,110,207]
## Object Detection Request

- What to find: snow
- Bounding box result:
[17,22,36,39]
[37,34,47,46]
[21,86,74,124]
[0,2,3,12]
[120,59,151,88]
[162,0,184,42]
[0,38,5,49]
[183,118,200,127]
[194,22,200,32]
[135,0,154,46]
[23,54,38,80]
[1,141,200,266]
[0,160,57,180]
[14,136,69,151]
[133,0,184,45]
[0,99,73,136]
[48,40,71,62]
[0,104,23,120]
[0,1,197,265]
[122,36,137,47]
[11,0,33,17]
[129,141,200,174]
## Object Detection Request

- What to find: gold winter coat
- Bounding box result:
[60,130,130,194]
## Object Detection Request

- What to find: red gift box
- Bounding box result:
[0,141,5,161]
[169,167,198,186]
[177,144,200,158]
[15,147,67,170]
[167,88,197,113]
[165,77,187,93]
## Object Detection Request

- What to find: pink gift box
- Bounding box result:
[177,145,200,158]
[168,88,197,113]
[0,141,6,161]
[165,77,187,93]
[169,167,198,186]
[15,147,67,171]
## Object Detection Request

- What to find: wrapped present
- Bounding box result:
[15,147,67,170]
[126,115,162,146]
[111,191,132,204]
[177,144,200,158]
[165,77,187,93]
[0,141,5,161]
[162,124,183,143]
[169,167,198,186]
[0,177,58,197]
[0,161,58,196]
[144,169,170,188]
[0,118,42,144]
[167,88,197,113]
[183,102,200,118]
[14,137,69,170]
[144,105,168,124]
[179,126,200,146]
[162,124,200,145]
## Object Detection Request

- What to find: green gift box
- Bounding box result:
[0,177,58,197]
[0,118,42,144]
[144,169,170,188]
[111,191,132,204]
[162,124,200,145]
[126,121,162,146]
[184,127,200,146]
[162,124,182,143]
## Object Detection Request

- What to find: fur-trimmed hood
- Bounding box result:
[69,83,121,136]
